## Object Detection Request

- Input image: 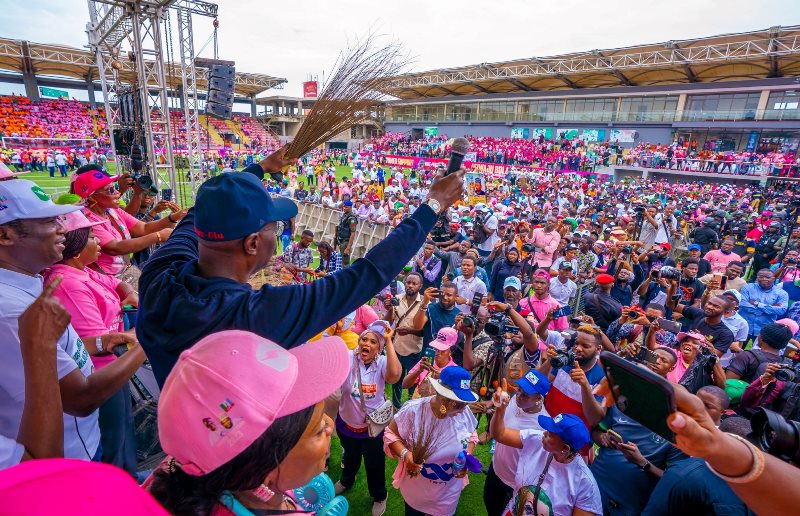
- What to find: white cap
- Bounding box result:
[0,179,81,225]
[722,289,742,303]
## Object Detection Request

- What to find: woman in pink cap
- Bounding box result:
[148,330,350,515]
[401,327,458,398]
[45,210,146,475]
[334,321,401,516]
[72,165,187,277]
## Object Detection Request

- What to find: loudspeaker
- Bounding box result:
[206,64,235,120]
[112,128,136,155]
[118,89,143,126]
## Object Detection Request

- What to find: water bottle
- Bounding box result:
[452,450,467,476]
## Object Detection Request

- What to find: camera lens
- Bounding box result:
[751,408,800,462]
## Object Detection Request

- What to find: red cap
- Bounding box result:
[595,273,615,285]
[660,243,672,251]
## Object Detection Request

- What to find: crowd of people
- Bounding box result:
[365,132,800,177]
[3,129,800,515]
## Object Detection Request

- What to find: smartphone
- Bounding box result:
[161,188,172,202]
[633,346,659,365]
[437,289,444,302]
[606,429,624,447]
[719,276,728,289]
[423,347,436,364]
[655,317,682,334]
[600,351,677,443]
[552,305,573,319]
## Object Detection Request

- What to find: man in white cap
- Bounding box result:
[474,203,499,258]
[0,180,146,461]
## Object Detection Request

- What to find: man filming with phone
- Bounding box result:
[412,282,459,349]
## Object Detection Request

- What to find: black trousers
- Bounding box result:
[483,462,514,516]
[405,501,429,516]
[339,432,387,502]
[98,383,138,477]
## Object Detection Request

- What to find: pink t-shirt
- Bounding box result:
[83,207,139,275]
[667,358,690,383]
[46,264,123,369]
[518,295,567,331]
[703,250,742,273]
[407,357,457,385]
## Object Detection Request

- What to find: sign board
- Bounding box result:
[465,172,486,205]
[531,128,554,140]
[511,127,530,139]
[302,81,318,98]
[580,129,606,142]
[609,129,638,143]
[39,87,68,99]
[423,126,438,137]
[556,128,579,140]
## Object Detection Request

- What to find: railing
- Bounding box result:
[387,108,800,123]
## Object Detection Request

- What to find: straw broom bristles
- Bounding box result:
[404,399,447,476]
[285,34,410,160]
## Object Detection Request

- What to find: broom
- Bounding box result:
[404,401,447,476]
[284,33,410,161]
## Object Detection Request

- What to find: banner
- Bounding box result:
[465,172,487,205]
[580,129,606,142]
[302,81,318,98]
[424,126,439,137]
[358,153,611,181]
[39,86,68,99]
[510,127,530,139]
[531,128,553,140]
[464,152,477,162]
[556,128,579,140]
[609,129,638,143]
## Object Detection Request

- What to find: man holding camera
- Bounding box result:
[726,322,790,384]
[667,287,735,357]
[384,272,425,408]
[528,216,562,268]
[473,204,500,258]
[412,282,459,349]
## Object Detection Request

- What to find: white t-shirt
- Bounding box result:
[492,395,549,487]
[504,430,602,516]
[0,269,100,461]
[454,275,488,314]
[549,277,577,306]
[0,435,24,469]
[338,354,387,429]
[393,397,478,516]
[550,257,578,275]
[477,215,500,252]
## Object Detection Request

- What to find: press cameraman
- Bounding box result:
[473,204,500,258]
[739,323,798,413]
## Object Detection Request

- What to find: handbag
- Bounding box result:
[354,357,393,437]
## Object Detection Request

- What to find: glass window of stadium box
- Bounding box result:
[516,99,565,121]
[419,104,446,121]
[684,93,760,121]
[764,90,800,120]
[617,96,678,122]
[478,101,515,121]
[388,105,417,121]
[448,103,477,121]
[564,98,616,121]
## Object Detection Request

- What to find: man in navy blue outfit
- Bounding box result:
[136,147,466,386]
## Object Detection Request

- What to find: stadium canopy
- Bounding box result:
[379,26,800,100]
[0,37,287,97]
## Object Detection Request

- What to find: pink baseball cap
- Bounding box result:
[776,318,799,336]
[72,169,120,198]
[158,331,350,476]
[0,160,26,180]
[431,327,458,351]
[0,459,167,514]
[58,210,105,232]
[677,331,706,343]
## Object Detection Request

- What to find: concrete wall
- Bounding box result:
[611,166,764,186]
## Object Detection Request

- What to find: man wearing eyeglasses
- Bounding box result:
[137,147,468,387]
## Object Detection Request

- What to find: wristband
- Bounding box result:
[705,433,765,484]
[95,336,104,354]
[640,461,652,473]
[400,448,409,461]
[168,213,177,223]
[156,231,162,244]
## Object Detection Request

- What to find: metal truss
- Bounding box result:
[176,6,203,197]
[383,26,800,91]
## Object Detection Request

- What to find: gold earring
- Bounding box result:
[439,401,448,416]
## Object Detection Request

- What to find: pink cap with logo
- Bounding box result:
[158,331,350,476]
[58,210,105,232]
[431,327,458,351]
[776,318,799,337]
[72,169,120,198]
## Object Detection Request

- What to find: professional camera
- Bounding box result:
[551,348,578,369]
[774,364,800,383]
[521,243,536,254]
[485,312,518,339]
[621,244,633,254]
[658,266,682,281]
[751,408,800,463]
[632,205,646,214]
[697,344,718,364]
[560,328,578,348]
[462,293,483,328]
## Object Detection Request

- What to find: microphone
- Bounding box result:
[446,137,470,176]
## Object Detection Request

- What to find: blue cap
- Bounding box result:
[687,243,701,251]
[433,366,478,402]
[503,276,522,291]
[516,369,551,396]
[194,172,297,241]
[343,200,353,207]
[538,413,590,450]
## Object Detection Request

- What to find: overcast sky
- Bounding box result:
[0,0,796,98]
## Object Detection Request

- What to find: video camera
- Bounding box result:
[462,293,483,329]
[656,265,682,281]
[550,329,578,369]
[484,312,518,339]
[387,281,400,307]
[752,408,800,464]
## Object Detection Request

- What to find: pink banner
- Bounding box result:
[357,153,610,180]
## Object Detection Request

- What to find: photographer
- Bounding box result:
[637,243,676,277]
[605,250,645,307]
[609,303,675,350]
[412,282,460,348]
[538,325,606,427]
[726,322,790,384]
[432,239,471,278]
[639,206,662,250]
[528,216,562,269]
[385,272,425,408]
[474,204,500,258]
[698,260,746,293]
[667,285,735,357]
[689,219,720,255]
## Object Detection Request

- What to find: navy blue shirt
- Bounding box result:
[137,164,438,386]
[423,302,459,346]
[642,458,754,516]
[591,407,686,515]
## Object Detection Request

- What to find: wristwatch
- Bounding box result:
[641,461,652,473]
[424,198,442,214]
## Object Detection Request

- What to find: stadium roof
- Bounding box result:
[379,25,800,100]
[0,37,287,96]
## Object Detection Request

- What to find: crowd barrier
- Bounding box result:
[291,200,393,260]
